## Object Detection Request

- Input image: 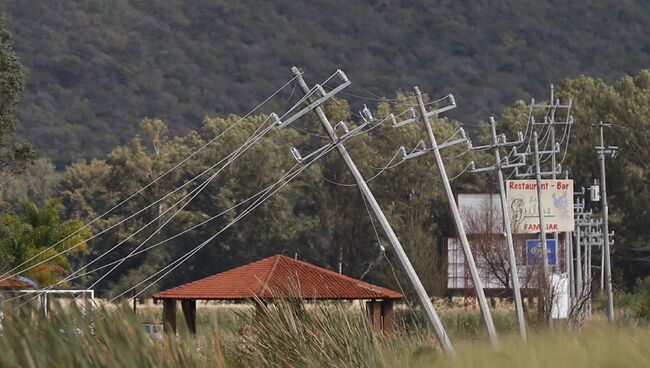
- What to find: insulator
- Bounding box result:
[290,147,303,163]
[335,121,350,134]
[449,94,456,107]
[337,69,349,83]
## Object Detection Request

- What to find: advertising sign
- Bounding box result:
[526,239,557,265]
[457,194,502,235]
[506,180,574,233]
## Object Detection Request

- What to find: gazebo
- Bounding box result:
[0,277,34,290]
[153,255,402,334]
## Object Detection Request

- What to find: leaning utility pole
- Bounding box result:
[411,86,498,344]
[595,122,617,322]
[470,116,527,340]
[282,67,454,354]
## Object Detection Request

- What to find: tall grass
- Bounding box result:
[2,299,650,367]
[0,303,224,367]
[230,297,440,368]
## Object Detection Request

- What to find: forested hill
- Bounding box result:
[2,0,650,166]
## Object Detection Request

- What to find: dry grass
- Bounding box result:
[1,298,648,367]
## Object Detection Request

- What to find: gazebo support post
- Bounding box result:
[367,299,396,334]
[367,300,382,333]
[381,300,395,333]
[162,299,177,334]
[181,299,196,334]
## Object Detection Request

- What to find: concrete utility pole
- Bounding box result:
[573,197,584,295]
[549,87,561,257]
[529,90,573,280]
[585,219,593,286]
[532,132,550,281]
[532,131,556,324]
[595,122,617,322]
[411,86,498,344]
[470,116,527,340]
[565,171,572,303]
[284,67,454,354]
[575,215,583,293]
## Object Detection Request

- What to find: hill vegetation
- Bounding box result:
[2,0,650,165]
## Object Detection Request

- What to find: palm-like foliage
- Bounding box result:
[0,199,91,286]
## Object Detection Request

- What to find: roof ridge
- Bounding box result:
[154,254,402,300]
[278,255,392,290]
[155,255,277,296]
[257,255,282,297]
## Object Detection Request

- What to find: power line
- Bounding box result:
[104,108,377,305]
[9,115,279,307]
[0,75,300,281]
[2,119,269,284]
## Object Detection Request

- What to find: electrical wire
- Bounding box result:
[1,115,278,284]
[8,115,278,307]
[0,75,300,281]
[104,117,373,306]
[310,146,405,187]
[6,70,341,305]
[448,161,474,182]
[88,118,278,291]
[356,174,423,327]
[62,170,290,284]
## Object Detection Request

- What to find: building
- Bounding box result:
[153,254,403,334]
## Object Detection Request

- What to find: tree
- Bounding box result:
[496,70,650,290]
[0,13,33,185]
[0,157,60,210]
[0,199,92,286]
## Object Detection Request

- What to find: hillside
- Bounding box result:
[2,0,650,166]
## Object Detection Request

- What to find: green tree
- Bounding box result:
[0,199,92,286]
[495,70,650,289]
[0,157,60,210]
[0,13,33,184]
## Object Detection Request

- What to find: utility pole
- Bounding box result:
[470,116,527,340]
[573,196,585,295]
[532,131,553,323]
[585,218,592,286]
[533,132,550,280]
[595,122,617,322]
[411,86,498,344]
[564,170,574,305]
[282,67,454,354]
[549,87,560,256]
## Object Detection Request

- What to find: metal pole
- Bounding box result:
[292,68,454,354]
[489,117,526,340]
[598,124,615,321]
[414,86,498,344]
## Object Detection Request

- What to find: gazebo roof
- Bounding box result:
[154,255,402,301]
[0,277,34,290]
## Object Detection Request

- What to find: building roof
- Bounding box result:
[0,277,34,290]
[154,255,402,301]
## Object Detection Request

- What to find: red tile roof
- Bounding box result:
[154,255,402,301]
[0,277,34,290]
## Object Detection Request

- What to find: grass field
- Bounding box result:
[0,299,648,367]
